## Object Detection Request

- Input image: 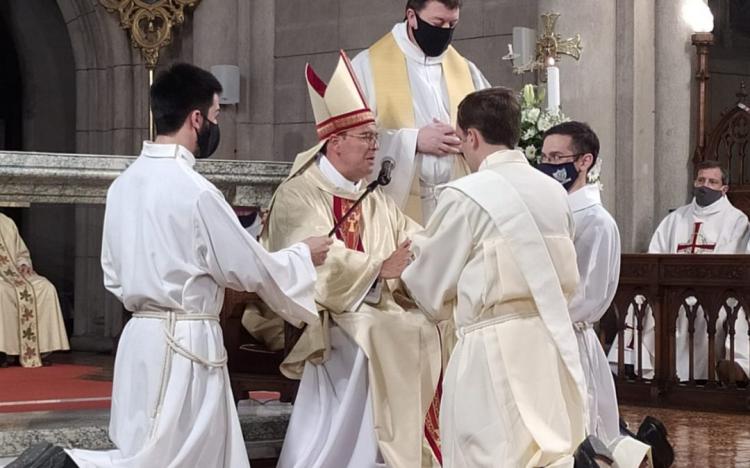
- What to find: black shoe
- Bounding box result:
[7,442,78,468]
[619,417,637,438]
[637,416,674,468]
[574,435,615,468]
[0,352,7,368]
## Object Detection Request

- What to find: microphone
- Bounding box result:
[377,157,395,186]
[327,157,396,237]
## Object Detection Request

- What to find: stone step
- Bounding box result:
[0,400,291,462]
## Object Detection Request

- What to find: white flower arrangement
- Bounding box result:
[518,84,601,186]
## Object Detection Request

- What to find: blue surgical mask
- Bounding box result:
[536,162,579,191]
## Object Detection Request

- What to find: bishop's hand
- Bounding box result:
[303,236,333,266]
[417,118,461,156]
[379,240,413,279]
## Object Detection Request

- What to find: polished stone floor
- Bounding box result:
[621,404,750,467]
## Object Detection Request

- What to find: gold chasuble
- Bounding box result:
[269,163,442,468]
[0,230,42,367]
[0,214,69,367]
[368,32,475,223]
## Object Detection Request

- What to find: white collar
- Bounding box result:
[391,22,448,65]
[140,141,196,167]
[478,149,527,170]
[317,154,362,193]
[568,184,602,212]
[690,194,730,216]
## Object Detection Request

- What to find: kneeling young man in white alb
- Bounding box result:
[539,121,651,467]
[403,87,588,467]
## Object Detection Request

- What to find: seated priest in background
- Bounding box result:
[610,160,750,382]
[268,51,442,468]
[538,122,651,466]
[0,212,69,368]
[402,87,588,467]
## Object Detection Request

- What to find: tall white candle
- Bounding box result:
[547,66,560,113]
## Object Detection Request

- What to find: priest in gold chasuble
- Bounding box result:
[270,51,443,468]
[0,213,69,367]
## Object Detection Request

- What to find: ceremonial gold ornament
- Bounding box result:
[536,13,581,67]
[99,0,201,69]
[99,0,202,138]
[509,13,582,75]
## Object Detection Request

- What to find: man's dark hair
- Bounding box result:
[406,0,462,12]
[150,63,222,136]
[457,87,521,148]
[543,121,600,163]
[696,159,728,185]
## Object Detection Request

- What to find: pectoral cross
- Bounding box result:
[536,13,582,65]
[676,222,716,254]
[345,210,360,234]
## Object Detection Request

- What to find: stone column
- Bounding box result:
[654,0,696,223]
[536,0,617,213]
[615,0,656,252]
[193,0,240,160]
[236,0,275,162]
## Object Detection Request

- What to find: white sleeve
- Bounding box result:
[648,215,673,253]
[353,49,418,208]
[402,189,476,321]
[101,202,123,301]
[467,60,491,90]
[193,190,319,326]
[725,214,750,253]
[568,213,621,323]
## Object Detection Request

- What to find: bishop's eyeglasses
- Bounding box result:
[342,132,379,146]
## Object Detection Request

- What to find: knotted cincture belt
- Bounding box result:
[132,310,229,438]
[133,311,228,368]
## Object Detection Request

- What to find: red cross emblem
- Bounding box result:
[676,222,716,254]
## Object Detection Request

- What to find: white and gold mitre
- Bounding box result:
[287,51,375,177]
[306,50,375,140]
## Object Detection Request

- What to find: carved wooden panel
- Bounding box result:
[608,254,750,412]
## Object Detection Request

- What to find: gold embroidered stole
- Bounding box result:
[0,229,41,367]
[369,32,475,223]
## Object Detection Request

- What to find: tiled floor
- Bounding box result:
[621,404,750,467]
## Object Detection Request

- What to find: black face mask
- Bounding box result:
[411,13,454,57]
[195,114,220,159]
[693,186,723,207]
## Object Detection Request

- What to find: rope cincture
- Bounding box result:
[133,311,228,368]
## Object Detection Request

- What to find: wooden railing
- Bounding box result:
[603,254,750,412]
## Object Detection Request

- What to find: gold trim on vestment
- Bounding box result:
[0,230,41,367]
[368,32,475,223]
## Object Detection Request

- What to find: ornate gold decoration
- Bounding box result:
[99,0,201,69]
[508,12,583,75]
[536,13,582,66]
